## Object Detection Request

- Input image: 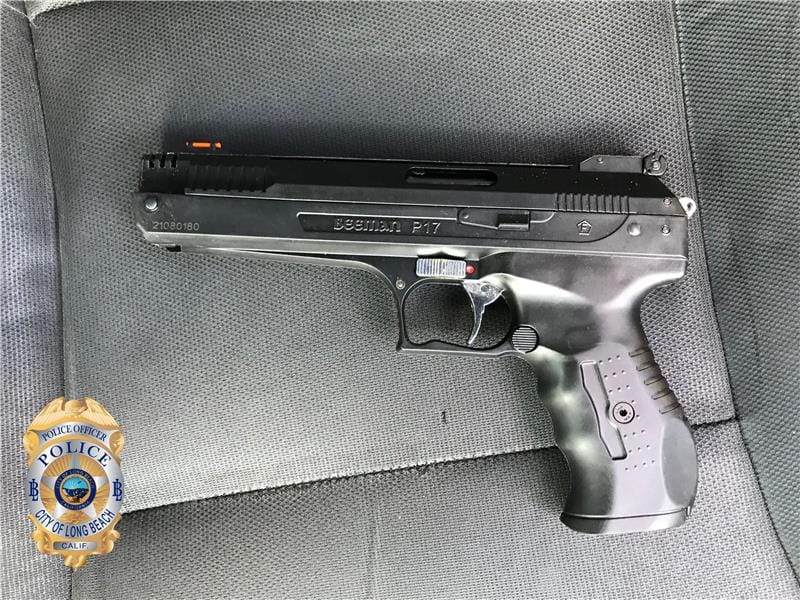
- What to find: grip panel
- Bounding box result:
[527,340,697,534]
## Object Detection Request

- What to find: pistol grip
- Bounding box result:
[527,336,697,534]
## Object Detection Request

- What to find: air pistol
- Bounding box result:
[132,150,698,534]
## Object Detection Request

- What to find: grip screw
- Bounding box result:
[612,402,635,424]
[661,224,671,235]
[144,197,159,212]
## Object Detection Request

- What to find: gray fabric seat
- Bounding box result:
[1,1,798,598]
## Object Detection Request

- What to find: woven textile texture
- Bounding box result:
[0,4,68,599]
[8,1,797,597]
[676,0,800,572]
[28,0,732,514]
[71,422,799,599]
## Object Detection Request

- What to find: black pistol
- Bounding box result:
[132,151,698,534]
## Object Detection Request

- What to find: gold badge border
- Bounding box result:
[24,397,125,570]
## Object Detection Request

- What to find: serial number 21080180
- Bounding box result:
[151,221,200,231]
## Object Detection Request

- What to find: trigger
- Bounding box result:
[462,280,503,346]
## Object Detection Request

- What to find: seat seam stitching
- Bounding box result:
[120,417,736,517]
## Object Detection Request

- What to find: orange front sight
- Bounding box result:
[188,141,222,150]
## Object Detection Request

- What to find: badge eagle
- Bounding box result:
[24,397,124,569]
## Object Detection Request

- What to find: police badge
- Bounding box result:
[24,397,124,569]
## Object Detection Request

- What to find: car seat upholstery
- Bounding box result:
[1,1,798,598]
[2,2,67,596]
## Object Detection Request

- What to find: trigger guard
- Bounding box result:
[397,279,518,356]
[393,274,516,356]
[396,330,519,357]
